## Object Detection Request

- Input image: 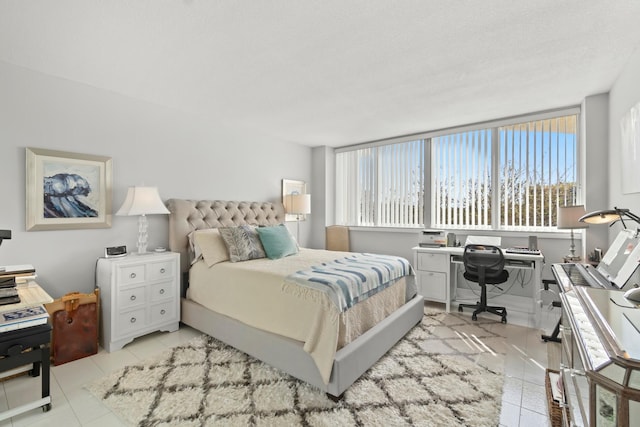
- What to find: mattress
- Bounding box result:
[187,248,412,383]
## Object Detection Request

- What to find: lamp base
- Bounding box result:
[137,215,149,254]
[563,255,582,263]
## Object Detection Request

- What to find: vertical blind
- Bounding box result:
[432,114,578,230]
[336,140,424,227]
[432,129,493,228]
[336,110,578,231]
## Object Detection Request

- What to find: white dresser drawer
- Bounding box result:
[118,285,146,310]
[118,265,146,285]
[148,260,175,281]
[116,307,147,336]
[150,301,176,324]
[417,253,448,272]
[150,281,175,302]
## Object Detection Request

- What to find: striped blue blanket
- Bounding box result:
[284,253,413,313]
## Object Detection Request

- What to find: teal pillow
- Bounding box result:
[257,225,299,259]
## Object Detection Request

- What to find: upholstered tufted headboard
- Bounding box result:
[166,199,286,275]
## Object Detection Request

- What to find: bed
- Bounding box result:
[167,199,424,398]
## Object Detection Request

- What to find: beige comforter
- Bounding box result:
[187,248,408,384]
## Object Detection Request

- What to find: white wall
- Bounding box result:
[608,47,640,241]
[0,61,313,298]
[581,94,610,255]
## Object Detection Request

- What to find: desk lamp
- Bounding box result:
[557,205,588,261]
[116,186,170,254]
[579,207,640,229]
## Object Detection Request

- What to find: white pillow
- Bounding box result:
[189,229,230,267]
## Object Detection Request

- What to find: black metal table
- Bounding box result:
[0,324,52,420]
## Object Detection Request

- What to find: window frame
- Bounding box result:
[335,106,582,233]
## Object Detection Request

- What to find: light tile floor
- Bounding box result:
[0,304,561,426]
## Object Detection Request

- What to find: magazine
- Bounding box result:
[0,304,49,332]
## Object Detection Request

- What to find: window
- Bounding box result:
[336,139,425,227]
[336,109,579,231]
[432,113,579,230]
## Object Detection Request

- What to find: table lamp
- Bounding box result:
[557,205,588,261]
[286,193,311,242]
[116,186,170,254]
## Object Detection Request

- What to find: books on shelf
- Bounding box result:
[0,304,49,333]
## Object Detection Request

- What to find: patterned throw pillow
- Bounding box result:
[218,225,266,262]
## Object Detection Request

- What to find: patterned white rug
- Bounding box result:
[87,311,507,426]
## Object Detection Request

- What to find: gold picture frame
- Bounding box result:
[282,179,307,222]
[26,147,113,231]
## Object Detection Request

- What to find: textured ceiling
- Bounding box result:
[2,1,640,147]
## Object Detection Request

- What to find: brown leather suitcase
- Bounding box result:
[44,289,99,365]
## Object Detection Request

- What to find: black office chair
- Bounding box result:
[458,244,509,323]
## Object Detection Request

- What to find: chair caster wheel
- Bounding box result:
[42,403,51,412]
[458,306,463,312]
[471,314,477,321]
[501,317,507,324]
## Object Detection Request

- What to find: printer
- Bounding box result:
[419,229,446,247]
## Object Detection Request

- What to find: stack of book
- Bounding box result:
[0,304,49,333]
[0,265,36,306]
[0,279,19,305]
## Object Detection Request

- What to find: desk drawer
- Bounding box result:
[417,271,447,301]
[417,253,448,272]
[0,324,51,356]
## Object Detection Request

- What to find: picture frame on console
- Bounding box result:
[26,147,113,231]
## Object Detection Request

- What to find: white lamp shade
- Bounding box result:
[557,205,588,229]
[287,194,311,215]
[116,186,170,216]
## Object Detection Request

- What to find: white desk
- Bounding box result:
[412,246,544,315]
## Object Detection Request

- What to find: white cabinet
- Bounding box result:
[413,248,451,311]
[97,252,180,352]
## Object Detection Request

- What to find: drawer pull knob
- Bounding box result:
[130,295,136,301]
[130,317,136,323]
[160,268,166,274]
[159,289,165,294]
[130,273,136,279]
[160,309,166,315]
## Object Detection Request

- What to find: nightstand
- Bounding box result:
[96,252,180,352]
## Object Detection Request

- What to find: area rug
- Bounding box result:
[86,311,507,426]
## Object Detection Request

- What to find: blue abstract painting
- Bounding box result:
[42,161,100,218]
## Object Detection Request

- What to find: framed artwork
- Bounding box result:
[26,147,113,231]
[621,101,640,194]
[282,179,307,222]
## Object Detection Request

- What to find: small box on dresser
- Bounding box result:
[96,252,180,352]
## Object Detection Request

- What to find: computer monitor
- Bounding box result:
[597,229,640,288]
